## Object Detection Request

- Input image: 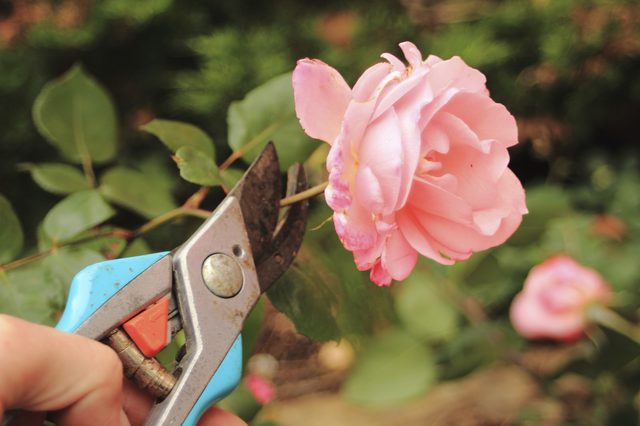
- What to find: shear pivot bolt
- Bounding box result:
[202,253,243,298]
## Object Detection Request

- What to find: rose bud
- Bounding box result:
[244,373,276,405]
[510,255,612,342]
[293,41,527,285]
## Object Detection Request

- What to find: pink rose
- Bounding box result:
[244,373,276,405]
[293,41,527,285]
[510,256,612,342]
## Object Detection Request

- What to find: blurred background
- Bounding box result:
[1,0,639,424]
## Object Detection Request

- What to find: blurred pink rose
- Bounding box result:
[244,374,276,405]
[510,256,612,342]
[293,41,527,285]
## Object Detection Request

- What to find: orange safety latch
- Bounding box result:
[123,295,170,357]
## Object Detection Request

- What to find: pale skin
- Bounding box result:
[0,315,247,426]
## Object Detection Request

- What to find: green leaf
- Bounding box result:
[122,238,152,257]
[99,166,176,218]
[268,233,394,341]
[44,247,105,295]
[228,72,318,171]
[508,185,571,245]
[396,271,459,343]
[220,168,245,190]
[242,298,264,367]
[0,194,23,263]
[22,163,88,195]
[100,0,173,24]
[173,146,222,186]
[43,190,116,241]
[0,263,61,325]
[141,119,215,159]
[268,248,342,341]
[452,251,517,309]
[342,329,436,405]
[72,229,127,259]
[33,64,117,164]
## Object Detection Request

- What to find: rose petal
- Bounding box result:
[293,59,352,144]
[382,230,418,281]
[510,292,585,341]
[408,176,473,225]
[358,108,405,213]
[381,52,406,73]
[332,203,377,252]
[370,260,393,286]
[428,56,487,96]
[355,165,384,213]
[352,62,394,102]
[397,209,456,265]
[442,92,518,148]
[399,41,423,68]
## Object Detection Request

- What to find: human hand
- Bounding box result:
[0,315,247,426]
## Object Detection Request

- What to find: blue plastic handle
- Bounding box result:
[56,253,243,425]
[56,252,170,333]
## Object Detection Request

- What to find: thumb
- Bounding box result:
[0,315,128,426]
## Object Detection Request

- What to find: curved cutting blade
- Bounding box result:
[256,163,308,292]
[227,142,281,265]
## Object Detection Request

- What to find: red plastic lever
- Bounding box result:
[123,295,170,357]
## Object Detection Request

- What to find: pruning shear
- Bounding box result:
[53,143,308,425]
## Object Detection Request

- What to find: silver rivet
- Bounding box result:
[202,253,243,298]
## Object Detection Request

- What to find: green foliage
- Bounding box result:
[172,26,292,117]
[268,248,342,341]
[1,1,640,423]
[342,329,437,405]
[268,216,395,341]
[0,194,24,263]
[141,119,216,159]
[32,65,117,165]
[21,163,89,195]
[228,73,319,171]
[101,0,174,23]
[43,190,115,242]
[173,147,222,186]
[142,118,224,186]
[0,263,63,325]
[99,166,176,218]
[396,270,459,343]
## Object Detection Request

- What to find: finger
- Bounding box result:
[122,379,152,426]
[199,407,248,426]
[122,378,247,426]
[0,315,128,426]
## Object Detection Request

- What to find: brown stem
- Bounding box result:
[132,207,210,236]
[183,187,210,209]
[280,182,328,207]
[0,229,116,273]
[218,119,285,172]
[0,208,211,273]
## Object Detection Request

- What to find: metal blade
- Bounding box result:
[228,142,281,264]
[256,163,308,292]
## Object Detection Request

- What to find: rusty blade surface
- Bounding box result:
[256,163,308,292]
[228,142,281,265]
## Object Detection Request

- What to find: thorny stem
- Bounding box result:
[0,228,116,273]
[0,156,327,274]
[587,304,640,344]
[0,208,210,274]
